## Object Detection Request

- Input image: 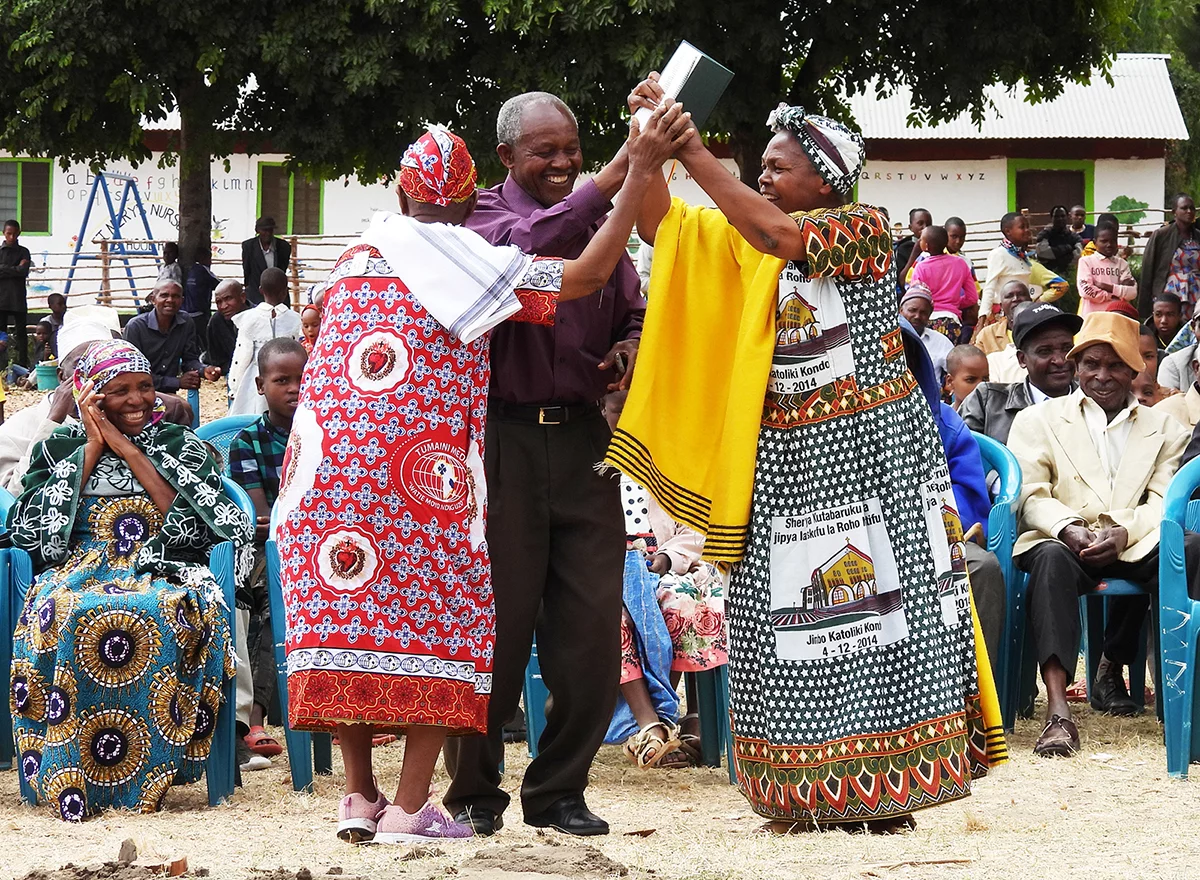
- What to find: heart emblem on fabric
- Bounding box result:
[361,341,396,380]
[330,538,366,579]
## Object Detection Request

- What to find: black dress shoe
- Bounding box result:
[524,795,609,836]
[1090,668,1141,716]
[453,805,504,836]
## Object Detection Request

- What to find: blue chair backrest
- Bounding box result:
[221,476,256,526]
[972,432,1021,507]
[1162,456,1200,612]
[971,431,1022,560]
[0,485,15,533]
[196,415,261,474]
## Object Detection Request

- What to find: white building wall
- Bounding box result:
[9,146,1165,304]
[856,159,1009,228]
[1093,157,1167,216]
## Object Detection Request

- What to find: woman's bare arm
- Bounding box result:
[675,140,807,261]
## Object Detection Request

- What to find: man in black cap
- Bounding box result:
[960,302,1083,445]
[241,215,292,305]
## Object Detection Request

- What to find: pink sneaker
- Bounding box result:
[372,801,475,843]
[337,787,390,842]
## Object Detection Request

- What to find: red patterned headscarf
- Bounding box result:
[399,127,478,207]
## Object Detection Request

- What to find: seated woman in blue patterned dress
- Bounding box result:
[7,339,252,821]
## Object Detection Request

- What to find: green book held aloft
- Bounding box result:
[634,40,734,132]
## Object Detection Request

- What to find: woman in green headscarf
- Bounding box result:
[8,339,251,820]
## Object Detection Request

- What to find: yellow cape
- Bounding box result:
[605,198,784,562]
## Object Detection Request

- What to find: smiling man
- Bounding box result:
[1008,311,1196,756]
[444,91,645,839]
[960,303,1081,445]
[204,280,252,378]
[123,279,221,392]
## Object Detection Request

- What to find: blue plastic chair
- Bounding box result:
[0,487,15,771]
[523,640,549,760]
[265,505,333,791]
[2,478,253,808]
[971,432,1026,730]
[187,387,201,430]
[683,665,735,783]
[195,414,260,471]
[1081,580,1159,720]
[1159,456,1200,776]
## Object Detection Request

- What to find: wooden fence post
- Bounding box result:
[290,236,300,308]
[99,240,111,306]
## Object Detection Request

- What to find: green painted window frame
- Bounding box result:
[1006,158,1095,216]
[255,162,323,236]
[0,157,53,236]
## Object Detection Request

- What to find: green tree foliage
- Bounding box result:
[1119,0,1200,204]
[0,0,1137,258]
[429,0,1136,184]
[0,0,626,264]
[1107,195,1150,225]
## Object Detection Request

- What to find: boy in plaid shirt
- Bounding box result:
[229,337,307,762]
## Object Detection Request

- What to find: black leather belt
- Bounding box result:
[488,400,600,425]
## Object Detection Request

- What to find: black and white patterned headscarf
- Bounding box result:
[767,104,864,196]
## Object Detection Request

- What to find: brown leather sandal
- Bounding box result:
[622,720,682,769]
[1033,714,1080,757]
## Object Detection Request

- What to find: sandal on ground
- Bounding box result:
[765,814,915,835]
[1033,714,1080,757]
[678,734,702,764]
[658,747,693,769]
[864,814,916,834]
[675,713,702,765]
[243,725,283,757]
[622,720,682,769]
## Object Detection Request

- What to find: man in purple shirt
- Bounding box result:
[444,92,643,838]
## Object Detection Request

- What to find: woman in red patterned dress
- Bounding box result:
[275,109,692,843]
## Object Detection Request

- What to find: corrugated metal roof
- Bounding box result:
[848,54,1189,141]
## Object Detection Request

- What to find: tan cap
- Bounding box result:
[1067,311,1145,373]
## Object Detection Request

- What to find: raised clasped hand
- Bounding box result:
[627,71,664,116]
[627,98,695,172]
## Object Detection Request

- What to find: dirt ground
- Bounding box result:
[2,708,1199,880]
[4,387,1200,880]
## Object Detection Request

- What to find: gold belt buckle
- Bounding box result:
[538,406,564,425]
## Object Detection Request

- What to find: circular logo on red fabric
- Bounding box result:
[397,440,471,513]
[315,529,379,591]
[346,330,410,394]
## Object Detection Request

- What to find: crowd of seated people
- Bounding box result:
[896,199,1200,759]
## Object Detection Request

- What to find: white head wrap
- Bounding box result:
[767,104,865,197]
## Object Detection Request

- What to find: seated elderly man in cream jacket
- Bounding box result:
[1008,311,1198,758]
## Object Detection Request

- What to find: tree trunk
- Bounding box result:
[176,90,212,277]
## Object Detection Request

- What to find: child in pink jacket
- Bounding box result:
[1077,224,1136,315]
[910,225,978,340]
